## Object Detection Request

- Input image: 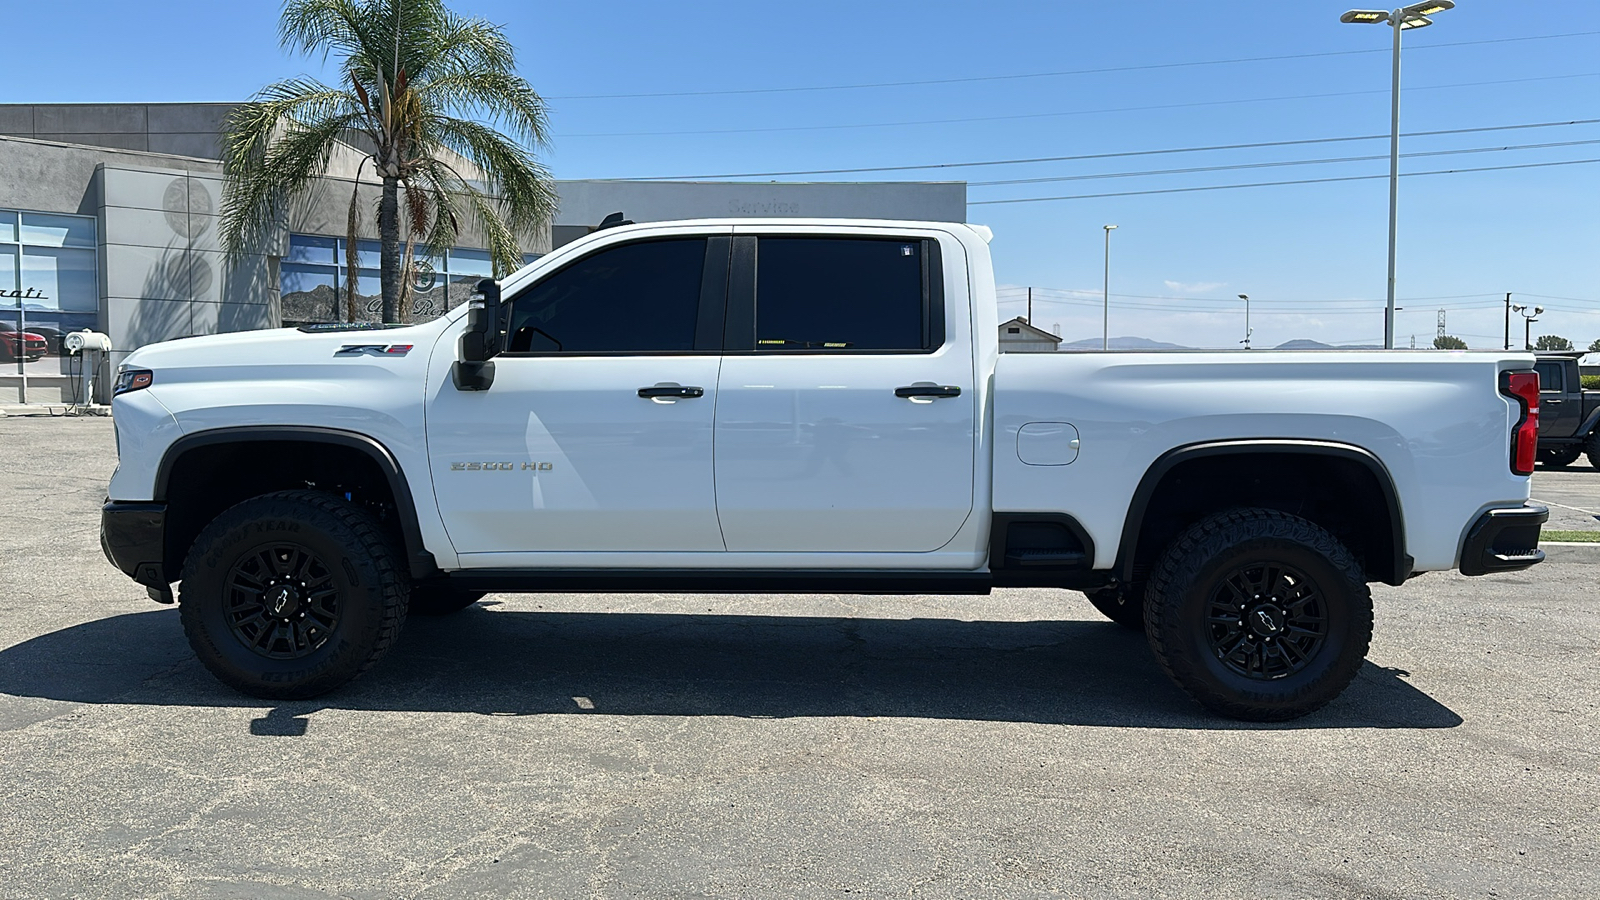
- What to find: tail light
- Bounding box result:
[1502,370,1539,476]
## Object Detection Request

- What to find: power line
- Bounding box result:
[604,118,1600,181]
[970,139,1600,188]
[561,72,1599,139]
[969,157,1600,205]
[547,30,1600,101]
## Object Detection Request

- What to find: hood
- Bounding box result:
[122,317,458,373]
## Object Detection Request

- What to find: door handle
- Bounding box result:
[638,384,705,399]
[894,384,962,399]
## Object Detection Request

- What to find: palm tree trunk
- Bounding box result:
[378,175,401,323]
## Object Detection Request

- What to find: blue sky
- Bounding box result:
[9,1,1598,349]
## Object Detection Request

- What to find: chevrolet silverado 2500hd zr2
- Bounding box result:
[101,218,1548,720]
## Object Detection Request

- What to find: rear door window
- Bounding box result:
[753,237,939,352]
[1535,361,1565,393]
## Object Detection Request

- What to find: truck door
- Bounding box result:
[1535,359,1580,438]
[713,231,976,552]
[426,231,731,554]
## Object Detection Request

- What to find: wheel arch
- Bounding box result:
[155,426,436,580]
[1115,439,1410,587]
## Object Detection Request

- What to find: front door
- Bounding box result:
[713,231,977,553]
[426,231,731,555]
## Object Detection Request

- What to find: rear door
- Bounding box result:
[712,228,976,553]
[1536,359,1580,438]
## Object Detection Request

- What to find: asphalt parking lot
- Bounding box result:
[1,416,1596,899]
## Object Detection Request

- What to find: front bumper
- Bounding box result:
[1459,505,1548,576]
[100,501,169,592]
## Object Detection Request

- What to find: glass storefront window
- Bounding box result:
[2,209,98,360]
[286,235,337,265]
[279,236,535,326]
[19,213,97,249]
[21,247,98,312]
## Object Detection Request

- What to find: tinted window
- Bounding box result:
[506,239,707,353]
[1535,362,1565,392]
[755,238,929,351]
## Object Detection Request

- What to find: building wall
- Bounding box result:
[553,179,967,242]
[0,103,237,160]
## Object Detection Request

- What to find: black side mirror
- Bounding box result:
[454,277,502,391]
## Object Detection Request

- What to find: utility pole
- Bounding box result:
[1504,292,1512,350]
[1027,286,1032,325]
[1102,225,1117,351]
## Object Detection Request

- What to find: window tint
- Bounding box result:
[755,237,929,351]
[1535,361,1565,392]
[506,239,707,353]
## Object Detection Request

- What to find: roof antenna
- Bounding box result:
[595,211,634,231]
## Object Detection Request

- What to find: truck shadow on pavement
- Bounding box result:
[0,606,1462,730]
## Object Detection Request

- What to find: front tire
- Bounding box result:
[1143,508,1372,721]
[179,490,409,700]
[1585,432,1600,470]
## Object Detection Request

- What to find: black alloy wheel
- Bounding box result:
[1143,507,1372,721]
[180,490,408,699]
[223,543,342,659]
[1204,561,1327,680]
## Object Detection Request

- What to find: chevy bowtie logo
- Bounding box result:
[334,344,413,357]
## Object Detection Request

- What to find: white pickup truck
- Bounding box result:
[102,217,1547,720]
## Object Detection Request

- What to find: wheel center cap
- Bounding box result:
[1250,605,1285,636]
[266,585,300,617]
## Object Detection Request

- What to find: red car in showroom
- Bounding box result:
[0,326,48,362]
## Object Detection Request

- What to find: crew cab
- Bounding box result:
[1532,351,1600,468]
[101,218,1547,720]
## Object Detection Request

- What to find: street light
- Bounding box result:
[1102,224,1117,351]
[1339,0,1455,350]
[1238,294,1253,350]
[1513,303,1543,351]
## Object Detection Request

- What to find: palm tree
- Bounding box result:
[221,0,557,323]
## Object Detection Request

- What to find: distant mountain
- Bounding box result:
[1273,339,1384,350]
[1060,336,1192,351]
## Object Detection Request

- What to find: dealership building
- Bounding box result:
[0,102,965,403]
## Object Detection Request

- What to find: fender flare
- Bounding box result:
[155,425,436,579]
[1114,439,1411,586]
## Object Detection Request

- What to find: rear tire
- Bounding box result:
[1143,508,1372,721]
[1085,586,1144,630]
[178,490,409,700]
[408,586,485,616]
[1585,432,1600,470]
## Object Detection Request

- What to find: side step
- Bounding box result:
[1004,548,1088,567]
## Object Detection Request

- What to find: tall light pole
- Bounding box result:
[1513,304,1543,351]
[1102,224,1117,350]
[1340,1,1455,350]
[1238,294,1253,350]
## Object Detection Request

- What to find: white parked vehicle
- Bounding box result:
[102,218,1547,720]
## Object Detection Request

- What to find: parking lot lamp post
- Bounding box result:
[1513,304,1543,351]
[1339,1,1455,350]
[1102,224,1117,350]
[1238,294,1253,350]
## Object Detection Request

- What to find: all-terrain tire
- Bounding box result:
[179,490,409,700]
[1541,446,1582,468]
[408,586,485,616]
[1143,508,1373,721]
[1585,432,1600,470]
[1085,586,1144,630]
